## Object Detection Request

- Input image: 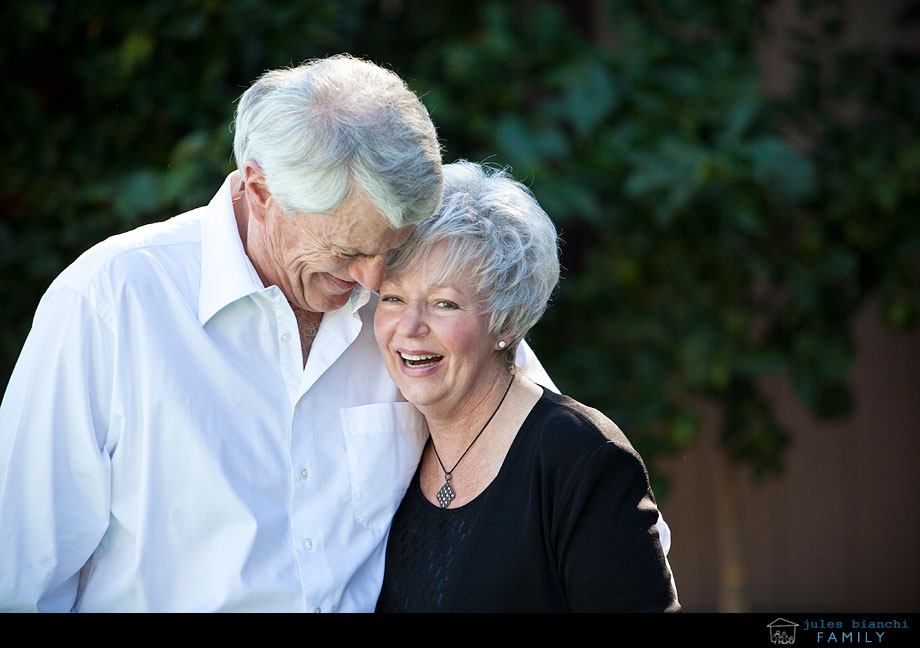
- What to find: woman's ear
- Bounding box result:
[496,327,518,350]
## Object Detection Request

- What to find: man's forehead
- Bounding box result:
[321,208,414,256]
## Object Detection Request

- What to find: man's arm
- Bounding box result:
[0,285,113,611]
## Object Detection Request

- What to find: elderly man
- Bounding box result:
[0,55,554,613]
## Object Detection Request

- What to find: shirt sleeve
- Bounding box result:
[0,285,114,612]
[553,438,680,612]
[515,341,559,393]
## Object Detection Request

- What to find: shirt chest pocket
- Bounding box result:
[340,402,429,530]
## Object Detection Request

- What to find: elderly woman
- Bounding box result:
[373,161,679,612]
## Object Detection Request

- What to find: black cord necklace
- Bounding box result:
[429,376,514,508]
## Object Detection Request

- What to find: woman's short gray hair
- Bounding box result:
[387,160,560,366]
[233,54,443,227]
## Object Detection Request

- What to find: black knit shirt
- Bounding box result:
[376,389,679,613]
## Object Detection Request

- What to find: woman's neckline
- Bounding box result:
[415,379,546,512]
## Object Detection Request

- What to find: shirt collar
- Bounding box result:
[198,173,374,325]
[347,285,373,316]
[198,173,266,325]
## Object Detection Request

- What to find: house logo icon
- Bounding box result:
[768,618,799,644]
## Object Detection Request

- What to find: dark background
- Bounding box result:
[1,0,918,611]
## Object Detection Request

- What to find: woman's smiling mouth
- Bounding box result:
[398,351,444,368]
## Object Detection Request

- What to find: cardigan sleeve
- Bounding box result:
[551,425,680,612]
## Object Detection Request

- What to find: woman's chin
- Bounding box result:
[398,386,444,412]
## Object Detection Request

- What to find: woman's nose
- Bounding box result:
[396,302,429,338]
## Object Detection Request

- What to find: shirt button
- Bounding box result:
[313,607,322,613]
[300,468,309,480]
[304,538,314,550]
[280,332,291,343]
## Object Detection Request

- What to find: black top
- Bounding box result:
[376,389,679,613]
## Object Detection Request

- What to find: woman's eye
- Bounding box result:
[435,300,458,310]
[380,295,402,304]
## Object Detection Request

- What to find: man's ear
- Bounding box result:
[242,161,272,223]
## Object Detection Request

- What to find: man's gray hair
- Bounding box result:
[386,160,560,366]
[233,54,443,227]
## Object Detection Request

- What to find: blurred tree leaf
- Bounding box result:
[1,0,918,489]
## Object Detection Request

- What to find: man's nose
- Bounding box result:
[347,255,387,292]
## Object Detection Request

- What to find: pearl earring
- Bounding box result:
[498,340,507,349]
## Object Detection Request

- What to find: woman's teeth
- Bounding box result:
[400,352,442,367]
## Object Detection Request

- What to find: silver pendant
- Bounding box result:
[436,474,455,508]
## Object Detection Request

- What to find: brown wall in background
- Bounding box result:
[661,303,920,611]
[654,0,920,612]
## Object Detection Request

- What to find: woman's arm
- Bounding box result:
[553,434,680,612]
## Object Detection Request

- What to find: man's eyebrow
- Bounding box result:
[327,241,373,257]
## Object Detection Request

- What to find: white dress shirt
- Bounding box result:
[0,175,669,612]
[0,176,487,611]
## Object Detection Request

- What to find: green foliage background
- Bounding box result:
[2,0,918,496]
